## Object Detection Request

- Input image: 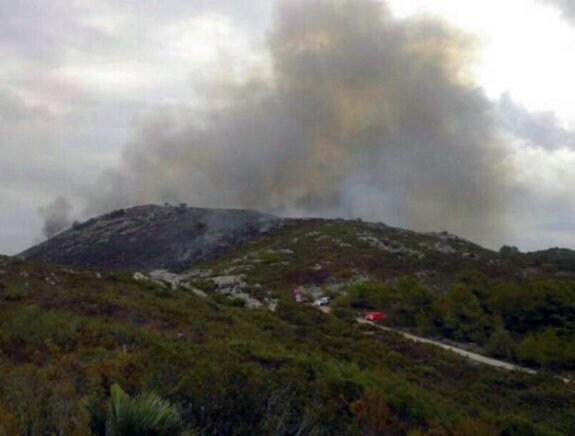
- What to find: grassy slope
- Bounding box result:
[185,218,514,300]
[1,245,574,435]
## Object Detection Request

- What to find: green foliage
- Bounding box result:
[84,395,107,436]
[1,306,81,354]
[2,287,29,301]
[435,283,488,343]
[334,273,575,369]
[86,383,186,436]
[485,327,516,360]
[490,279,575,334]
[332,306,357,321]
[393,277,435,330]
[517,329,564,369]
[335,281,391,311]
[498,414,563,436]
[525,247,575,272]
[499,245,520,258]
[453,270,491,303]
[2,238,575,435]
[0,365,88,435]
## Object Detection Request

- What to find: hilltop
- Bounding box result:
[20,204,281,270]
[21,205,575,285]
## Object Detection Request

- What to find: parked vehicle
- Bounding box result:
[364,311,385,321]
[313,296,331,306]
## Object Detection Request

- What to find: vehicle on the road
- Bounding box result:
[313,296,330,306]
[364,311,385,321]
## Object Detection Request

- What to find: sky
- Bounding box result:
[1,0,575,255]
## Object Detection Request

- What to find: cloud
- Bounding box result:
[502,139,575,249]
[79,0,509,247]
[0,88,52,123]
[0,0,270,253]
[541,0,575,23]
[493,92,575,249]
[496,93,575,150]
[1,0,571,255]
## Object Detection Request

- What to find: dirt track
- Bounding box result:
[357,319,538,374]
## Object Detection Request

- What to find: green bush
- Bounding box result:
[3,287,29,301]
[337,282,391,311]
[434,284,488,343]
[485,327,516,360]
[517,329,564,368]
[85,383,187,436]
[1,306,81,353]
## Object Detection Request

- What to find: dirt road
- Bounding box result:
[357,319,538,375]
[318,306,570,382]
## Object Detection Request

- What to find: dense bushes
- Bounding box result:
[0,258,574,435]
[335,273,575,370]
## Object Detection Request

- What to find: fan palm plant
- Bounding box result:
[85,383,188,436]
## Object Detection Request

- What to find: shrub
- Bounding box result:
[485,328,516,360]
[516,329,563,368]
[85,383,187,436]
[3,288,29,301]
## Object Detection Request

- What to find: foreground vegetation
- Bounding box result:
[1,251,574,435]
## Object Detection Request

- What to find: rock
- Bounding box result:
[212,275,245,287]
[267,299,279,312]
[133,272,147,281]
[191,288,207,298]
[433,242,457,254]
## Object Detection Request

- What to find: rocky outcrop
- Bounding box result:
[19,204,283,270]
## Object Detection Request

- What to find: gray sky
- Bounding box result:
[543,0,575,23]
[2,0,575,255]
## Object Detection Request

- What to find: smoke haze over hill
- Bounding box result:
[74,0,508,246]
[4,0,575,255]
[38,196,72,238]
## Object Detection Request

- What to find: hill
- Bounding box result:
[19,204,282,270]
[6,207,575,434]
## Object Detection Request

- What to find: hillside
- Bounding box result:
[6,208,575,434]
[19,204,282,270]
[0,254,574,435]
[139,218,575,371]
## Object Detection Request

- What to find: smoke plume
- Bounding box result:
[39,196,72,238]
[81,0,508,245]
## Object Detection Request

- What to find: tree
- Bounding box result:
[394,277,434,331]
[485,327,516,360]
[499,245,520,258]
[516,329,563,368]
[436,284,487,343]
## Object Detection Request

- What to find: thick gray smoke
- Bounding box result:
[39,196,72,238]
[83,0,509,245]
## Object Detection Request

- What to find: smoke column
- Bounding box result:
[72,0,508,245]
[39,196,72,238]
